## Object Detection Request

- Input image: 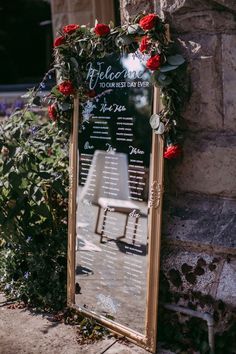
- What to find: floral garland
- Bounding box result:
[47,13,189,159]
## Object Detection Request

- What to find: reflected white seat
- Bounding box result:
[96,197,140,244]
[78,150,140,243]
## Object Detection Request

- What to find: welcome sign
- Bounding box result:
[67,50,164,353]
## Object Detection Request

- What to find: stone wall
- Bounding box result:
[120,0,154,23]
[156,0,236,248]
[162,0,236,199]
[154,1,236,318]
[120,5,236,341]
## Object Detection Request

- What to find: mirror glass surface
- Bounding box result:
[75,52,153,334]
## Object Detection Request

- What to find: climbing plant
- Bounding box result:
[0,111,68,310]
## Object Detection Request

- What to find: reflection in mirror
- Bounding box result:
[75,52,153,334]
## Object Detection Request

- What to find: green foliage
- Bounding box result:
[49,14,189,146]
[0,111,69,310]
[63,308,110,344]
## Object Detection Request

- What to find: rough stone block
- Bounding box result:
[161,0,213,15]
[68,12,94,26]
[52,14,69,35]
[51,0,68,14]
[120,0,154,24]
[214,0,236,12]
[161,249,222,297]
[167,133,236,197]
[178,34,223,131]
[216,259,236,306]
[162,193,236,250]
[212,199,236,248]
[222,34,236,132]
[104,341,150,353]
[68,0,92,13]
[161,0,236,32]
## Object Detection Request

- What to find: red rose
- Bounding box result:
[146,54,161,70]
[54,36,65,47]
[139,36,149,53]
[139,14,158,30]
[58,81,75,96]
[48,104,58,121]
[63,24,80,35]
[164,144,182,159]
[94,24,110,36]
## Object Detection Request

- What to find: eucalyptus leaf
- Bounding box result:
[127,24,140,35]
[160,65,179,72]
[76,39,88,49]
[155,122,165,135]
[154,72,173,87]
[116,35,133,46]
[70,57,79,70]
[150,114,160,129]
[167,54,185,66]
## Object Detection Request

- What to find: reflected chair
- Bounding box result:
[79,150,140,243]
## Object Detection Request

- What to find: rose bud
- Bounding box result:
[139,14,158,31]
[58,81,75,96]
[63,24,80,35]
[146,54,161,70]
[48,104,58,121]
[54,36,66,47]
[94,23,110,36]
[164,144,182,159]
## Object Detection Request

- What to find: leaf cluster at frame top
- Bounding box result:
[46,13,189,155]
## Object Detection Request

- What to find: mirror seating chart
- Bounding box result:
[75,52,153,335]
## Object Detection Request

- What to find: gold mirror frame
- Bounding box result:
[67,84,164,353]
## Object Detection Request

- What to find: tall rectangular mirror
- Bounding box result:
[67,51,164,353]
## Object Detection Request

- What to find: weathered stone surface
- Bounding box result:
[68,11,94,26]
[216,259,236,306]
[162,193,236,249]
[212,199,236,248]
[163,8,236,33]
[67,0,92,13]
[161,249,223,296]
[104,341,175,353]
[214,0,236,13]
[105,341,150,353]
[222,34,236,132]
[161,0,236,33]
[120,0,154,24]
[50,0,69,14]
[161,0,213,14]
[173,32,236,133]
[178,34,223,131]
[166,133,236,197]
[52,13,69,34]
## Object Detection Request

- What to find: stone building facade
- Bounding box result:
[50,0,236,343]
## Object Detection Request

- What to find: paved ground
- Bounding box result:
[0,294,174,354]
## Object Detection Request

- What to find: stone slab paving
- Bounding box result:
[0,294,174,354]
[102,341,175,353]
